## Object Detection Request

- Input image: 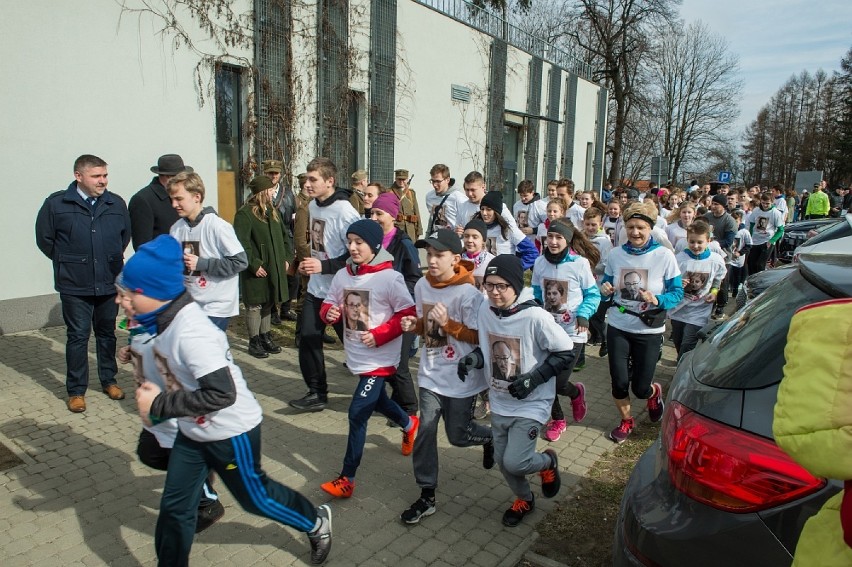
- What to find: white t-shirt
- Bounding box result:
[170,214,244,317]
[665,221,688,249]
[477,289,574,424]
[324,258,415,375]
[426,189,465,234]
[153,302,263,442]
[604,245,681,335]
[462,249,495,295]
[128,326,179,448]
[670,251,727,327]
[484,221,527,256]
[307,197,361,298]
[603,216,622,246]
[532,254,598,343]
[455,201,519,234]
[414,277,486,398]
[731,228,752,268]
[748,206,785,246]
[565,202,585,229]
[527,198,550,229]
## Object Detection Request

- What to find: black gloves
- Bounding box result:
[508,372,547,399]
[457,348,484,382]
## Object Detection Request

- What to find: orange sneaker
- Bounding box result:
[320,476,354,498]
[401,415,419,456]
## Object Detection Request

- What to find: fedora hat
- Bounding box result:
[151,154,193,175]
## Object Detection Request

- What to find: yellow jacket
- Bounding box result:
[774,298,852,566]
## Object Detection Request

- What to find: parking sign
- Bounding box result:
[718,171,732,184]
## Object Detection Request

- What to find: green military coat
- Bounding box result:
[233,205,293,305]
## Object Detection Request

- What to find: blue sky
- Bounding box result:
[679,0,852,134]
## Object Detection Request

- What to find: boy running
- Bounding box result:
[398,229,493,524]
[318,220,418,498]
[130,235,332,566]
[670,220,727,359]
[457,255,575,527]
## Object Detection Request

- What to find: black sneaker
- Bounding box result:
[195,499,225,533]
[248,336,269,359]
[308,504,332,564]
[482,440,495,470]
[539,449,561,498]
[598,343,608,357]
[271,310,282,326]
[322,331,335,344]
[400,496,436,524]
[502,495,535,527]
[289,392,328,412]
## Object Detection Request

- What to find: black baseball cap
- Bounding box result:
[415,228,463,254]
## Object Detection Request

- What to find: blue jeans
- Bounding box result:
[60,293,119,396]
[342,376,409,478]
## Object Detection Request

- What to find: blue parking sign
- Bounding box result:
[718,171,732,183]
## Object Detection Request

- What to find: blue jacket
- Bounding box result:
[35,182,131,296]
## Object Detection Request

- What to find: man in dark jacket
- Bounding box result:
[35,154,132,413]
[128,154,191,250]
[704,194,737,319]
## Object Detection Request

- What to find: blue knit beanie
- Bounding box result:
[118,235,185,300]
[347,219,384,253]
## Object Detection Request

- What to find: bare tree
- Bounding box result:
[741,67,845,186]
[645,20,741,182]
[567,0,679,187]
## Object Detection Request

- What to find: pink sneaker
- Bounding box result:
[543,419,567,442]
[571,383,587,422]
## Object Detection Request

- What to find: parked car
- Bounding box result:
[775,217,839,264]
[789,213,852,264]
[613,240,852,566]
[735,263,796,309]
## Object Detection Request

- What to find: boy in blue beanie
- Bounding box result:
[128,235,332,565]
[317,220,418,498]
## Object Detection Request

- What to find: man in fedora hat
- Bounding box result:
[129,154,193,250]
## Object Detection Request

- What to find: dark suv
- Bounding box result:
[613,247,852,566]
[775,217,840,263]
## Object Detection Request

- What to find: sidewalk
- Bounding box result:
[0,326,673,566]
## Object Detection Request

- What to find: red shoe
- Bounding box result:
[647,382,665,423]
[401,416,419,456]
[320,475,354,498]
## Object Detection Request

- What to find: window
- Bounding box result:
[215,64,243,221]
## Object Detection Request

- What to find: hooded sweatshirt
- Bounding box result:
[169,206,247,317]
[320,248,416,376]
[477,288,574,424]
[412,260,486,398]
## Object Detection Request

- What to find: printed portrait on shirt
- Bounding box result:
[543,278,568,315]
[432,204,448,230]
[181,240,201,276]
[485,236,497,256]
[517,210,529,229]
[422,303,447,348]
[473,275,484,292]
[310,219,327,256]
[343,289,370,340]
[756,216,769,233]
[618,268,648,303]
[153,351,184,393]
[605,227,617,245]
[489,334,521,390]
[683,270,710,301]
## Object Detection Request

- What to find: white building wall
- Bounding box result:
[573,78,603,191]
[0,0,252,331]
[1,0,602,332]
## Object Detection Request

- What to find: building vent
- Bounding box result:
[451,84,471,103]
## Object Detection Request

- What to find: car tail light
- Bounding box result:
[662,402,825,513]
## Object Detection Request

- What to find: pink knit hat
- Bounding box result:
[373,192,400,218]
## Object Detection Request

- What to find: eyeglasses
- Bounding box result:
[483,282,511,293]
[430,178,447,185]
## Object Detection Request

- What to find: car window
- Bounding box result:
[691,270,830,389]
[803,219,852,247]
